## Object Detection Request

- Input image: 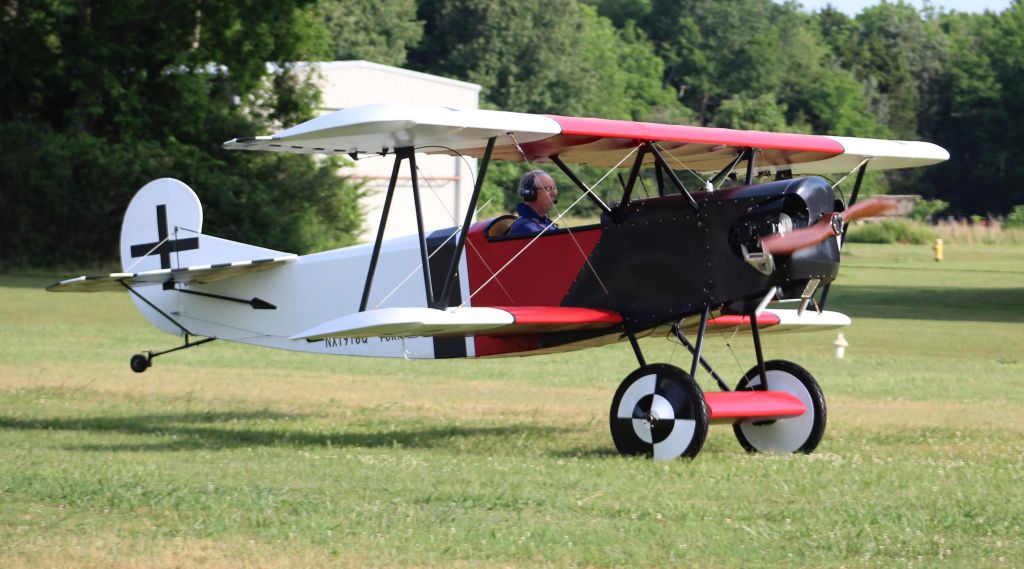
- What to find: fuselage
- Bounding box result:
[140,177,840,360]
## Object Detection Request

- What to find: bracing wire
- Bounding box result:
[371,197,497,309]
[369,141,515,309]
[655,143,712,189]
[463,145,638,304]
[124,224,202,273]
[830,157,872,190]
[507,136,614,298]
[414,144,517,304]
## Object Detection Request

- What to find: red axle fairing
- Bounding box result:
[704,391,806,425]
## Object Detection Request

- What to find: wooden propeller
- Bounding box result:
[760,198,894,256]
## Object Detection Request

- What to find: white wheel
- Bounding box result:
[733,360,826,453]
[609,364,709,460]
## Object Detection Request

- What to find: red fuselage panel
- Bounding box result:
[465,222,605,357]
[464,223,602,308]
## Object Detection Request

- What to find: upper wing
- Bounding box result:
[223,103,948,175]
[289,305,623,340]
[223,104,561,156]
[47,255,298,292]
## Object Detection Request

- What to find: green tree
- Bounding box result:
[0,0,364,267]
[917,4,1024,215]
[313,0,424,66]
[819,1,949,140]
[410,0,688,217]
[641,0,788,125]
[410,0,683,119]
[715,93,792,132]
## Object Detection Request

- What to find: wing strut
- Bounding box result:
[654,160,667,196]
[408,149,435,306]
[817,161,868,310]
[646,142,700,213]
[359,149,404,312]
[745,148,757,185]
[709,151,746,188]
[435,137,496,309]
[549,155,613,216]
[615,144,648,218]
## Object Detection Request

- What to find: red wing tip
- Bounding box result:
[706,313,782,328]
[494,306,623,326]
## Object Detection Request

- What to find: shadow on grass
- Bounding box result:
[0,410,569,453]
[828,286,1024,323]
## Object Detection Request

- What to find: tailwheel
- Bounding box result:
[733,360,826,453]
[130,353,151,373]
[609,364,709,460]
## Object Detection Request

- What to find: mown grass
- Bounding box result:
[2,242,1023,568]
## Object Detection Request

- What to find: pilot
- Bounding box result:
[509,170,560,236]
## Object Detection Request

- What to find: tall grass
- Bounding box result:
[847,218,1024,245]
[845,219,936,244]
[932,218,1024,245]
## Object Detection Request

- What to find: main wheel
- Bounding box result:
[609,364,709,460]
[733,360,826,453]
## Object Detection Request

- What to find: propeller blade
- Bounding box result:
[760,198,895,256]
[761,215,840,255]
[843,198,895,222]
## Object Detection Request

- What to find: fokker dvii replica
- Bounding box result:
[49,104,948,460]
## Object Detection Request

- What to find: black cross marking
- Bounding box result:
[129,204,199,289]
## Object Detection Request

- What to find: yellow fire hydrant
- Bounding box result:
[933,238,944,262]
[833,333,849,359]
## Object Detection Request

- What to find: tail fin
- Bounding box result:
[120,178,285,273]
[119,178,289,336]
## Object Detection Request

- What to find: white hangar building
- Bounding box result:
[310,60,483,242]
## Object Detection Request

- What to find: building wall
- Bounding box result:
[311,61,482,242]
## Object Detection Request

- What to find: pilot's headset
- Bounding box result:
[518,170,555,203]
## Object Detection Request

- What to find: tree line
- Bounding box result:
[2,0,1021,267]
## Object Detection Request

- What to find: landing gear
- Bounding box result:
[126,335,215,373]
[130,354,151,373]
[609,364,709,460]
[608,308,830,459]
[733,360,826,453]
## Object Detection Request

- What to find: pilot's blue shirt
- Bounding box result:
[509,203,559,236]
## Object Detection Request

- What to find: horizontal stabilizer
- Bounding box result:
[678,309,851,335]
[47,255,298,292]
[290,305,624,340]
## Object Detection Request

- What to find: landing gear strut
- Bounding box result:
[129,335,215,373]
[609,304,828,459]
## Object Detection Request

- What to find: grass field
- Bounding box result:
[2,243,1023,568]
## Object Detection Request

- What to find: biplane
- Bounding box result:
[48,103,948,460]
